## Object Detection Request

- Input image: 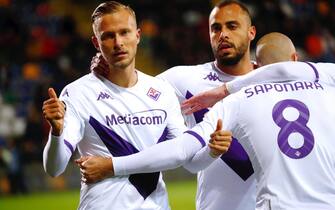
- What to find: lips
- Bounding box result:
[218,42,233,50]
[113,51,127,56]
[113,51,128,60]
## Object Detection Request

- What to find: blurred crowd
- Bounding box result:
[0,0,334,194]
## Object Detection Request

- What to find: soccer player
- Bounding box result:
[181,31,299,114]
[42,2,230,209]
[84,1,258,210]
[201,67,335,209]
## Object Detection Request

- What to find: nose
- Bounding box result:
[219,29,229,40]
[114,34,123,49]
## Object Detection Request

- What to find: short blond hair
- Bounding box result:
[91,1,136,25]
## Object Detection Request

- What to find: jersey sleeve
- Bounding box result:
[226,61,328,94]
[43,86,85,177]
[182,146,218,173]
[112,132,205,175]
[162,79,188,138]
[59,87,85,146]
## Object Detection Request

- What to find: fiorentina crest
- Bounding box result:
[147,87,161,101]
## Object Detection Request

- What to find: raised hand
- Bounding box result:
[208,119,232,158]
[181,84,230,115]
[90,52,109,78]
[75,156,114,184]
[42,88,65,136]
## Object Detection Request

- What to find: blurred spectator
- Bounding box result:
[3,138,28,194]
[21,103,44,162]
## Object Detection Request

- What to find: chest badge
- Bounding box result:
[147,87,161,101]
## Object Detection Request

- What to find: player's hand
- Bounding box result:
[208,119,232,158]
[90,52,109,78]
[42,88,65,136]
[75,156,114,184]
[181,84,230,115]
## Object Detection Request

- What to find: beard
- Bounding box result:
[214,41,249,66]
[218,51,245,66]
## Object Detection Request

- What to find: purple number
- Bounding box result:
[272,99,314,159]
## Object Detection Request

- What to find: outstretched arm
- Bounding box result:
[181,61,332,115]
[76,133,204,183]
[77,120,232,183]
[181,85,229,115]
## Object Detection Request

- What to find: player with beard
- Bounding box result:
[78,1,258,210]
[156,3,257,210]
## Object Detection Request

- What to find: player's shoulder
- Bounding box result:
[137,70,176,92]
[157,62,213,79]
[138,70,170,86]
[290,61,335,70]
[137,70,159,81]
[312,61,335,70]
[63,73,97,89]
[261,61,335,71]
[59,73,100,99]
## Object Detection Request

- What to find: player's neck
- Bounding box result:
[107,63,138,88]
[215,56,254,76]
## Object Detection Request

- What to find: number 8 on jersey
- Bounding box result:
[272,99,315,159]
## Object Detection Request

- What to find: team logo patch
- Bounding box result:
[147,87,161,101]
[97,92,112,100]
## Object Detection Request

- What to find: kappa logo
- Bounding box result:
[97,92,112,101]
[203,72,223,82]
[62,89,69,97]
[147,87,161,101]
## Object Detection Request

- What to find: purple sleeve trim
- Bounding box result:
[184,130,206,147]
[305,62,319,82]
[64,139,74,154]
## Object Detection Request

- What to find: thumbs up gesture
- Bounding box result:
[208,119,232,158]
[42,88,66,136]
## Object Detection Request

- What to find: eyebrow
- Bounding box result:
[211,22,220,27]
[210,20,240,28]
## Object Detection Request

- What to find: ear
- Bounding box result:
[291,52,298,61]
[248,26,256,41]
[136,28,141,45]
[91,36,100,51]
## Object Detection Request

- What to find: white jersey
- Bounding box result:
[226,61,335,95]
[193,80,335,210]
[158,62,256,210]
[57,71,186,210]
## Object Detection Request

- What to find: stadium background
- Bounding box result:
[0,0,335,209]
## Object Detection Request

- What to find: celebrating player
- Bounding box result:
[42,1,231,209]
